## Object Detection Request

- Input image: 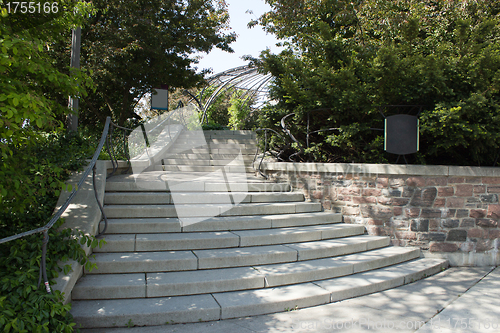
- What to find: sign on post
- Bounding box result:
[151,85,169,110]
[384,114,419,155]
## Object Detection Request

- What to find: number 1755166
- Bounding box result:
[4,2,59,14]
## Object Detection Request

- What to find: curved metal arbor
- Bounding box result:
[188,65,273,125]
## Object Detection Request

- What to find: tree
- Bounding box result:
[1,3,98,330]
[79,0,237,126]
[252,0,500,165]
[0,0,94,212]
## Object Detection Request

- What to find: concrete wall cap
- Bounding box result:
[258,162,500,177]
[52,160,107,304]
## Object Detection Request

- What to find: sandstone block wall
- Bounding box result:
[260,162,500,266]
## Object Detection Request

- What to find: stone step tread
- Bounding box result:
[178,133,256,139]
[178,130,255,135]
[162,159,255,166]
[94,224,366,252]
[170,143,257,149]
[162,158,257,165]
[103,192,304,205]
[252,239,404,287]
[74,245,419,299]
[192,237,396,270]
[103,212,342,234]
[163,154,257,159]
[70,258,448,328]
[88,235,392,274]
[104,218,182,234]
[176,132,256,138]
[105,181,291,192]
[168,148,256,154]
[214,257,447,320]
[155,165,255,173]
[89,250,199,274]
[233,224,366,247]
[103,201,322,219]
[174,139,258,144]
[71,294,220,328]
[286,234,389,261]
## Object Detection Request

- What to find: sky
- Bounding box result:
[195,0,283,75]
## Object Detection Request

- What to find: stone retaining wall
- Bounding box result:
[260,162,500,266]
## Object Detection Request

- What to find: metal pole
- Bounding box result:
[68,27,81,132]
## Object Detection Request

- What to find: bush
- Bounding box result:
[0,131,102,332]
[0,131,95,235]
[0,221,103,333]
[254,0,500,165]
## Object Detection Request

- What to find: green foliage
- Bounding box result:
[0,219,104,333]
[79,0,236,126]
[228,92,252,130]
[254,0,500,165]
[126,319,135,328]
[201,86,232,127]
[0,2,107,331]
[0,131,98,332]
[0,0,94,207]
[0,132,94,230]
[197,86,254,130]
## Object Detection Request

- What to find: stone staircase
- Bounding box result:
[70,130,448,329]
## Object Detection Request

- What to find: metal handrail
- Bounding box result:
[280,109,341,162]
[0,103,191,295]
[280,112,305,161]
[106,104,185,178]
[0,116,113,294]
[253,128,289,179]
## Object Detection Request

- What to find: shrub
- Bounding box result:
[253,0,500,165]
[0,131,101,332]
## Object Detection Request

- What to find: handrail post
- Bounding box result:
[106,127,117,178]
[38,230,52,294]
[254,128,289,179]
[107,125,120,178]
[258,129,269,179]
[122,130,131,174]
[94,164,108,237]
[0,117,113,295]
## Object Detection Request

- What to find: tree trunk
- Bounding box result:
[118,89,130,126]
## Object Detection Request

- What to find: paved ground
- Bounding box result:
[81,266,499,333]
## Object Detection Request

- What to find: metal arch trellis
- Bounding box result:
[186,65,273,126]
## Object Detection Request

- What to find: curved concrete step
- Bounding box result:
[154,165,255,173]
[173,138,257,145]
[95,224,366,252]
[170,143,257,149]
[162,158,212,166]
[162,158,255,166]
[164,153,256,160]
[104,191,304,205]
[168,148,210,154]
[103,201,322,219]
[105,180,291,192]
[178,131,256,139]
[70,258,448,328]
[168,148,256,155]
[103,212,343,234]
[88,235,390,274]
[75,245,416,300]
